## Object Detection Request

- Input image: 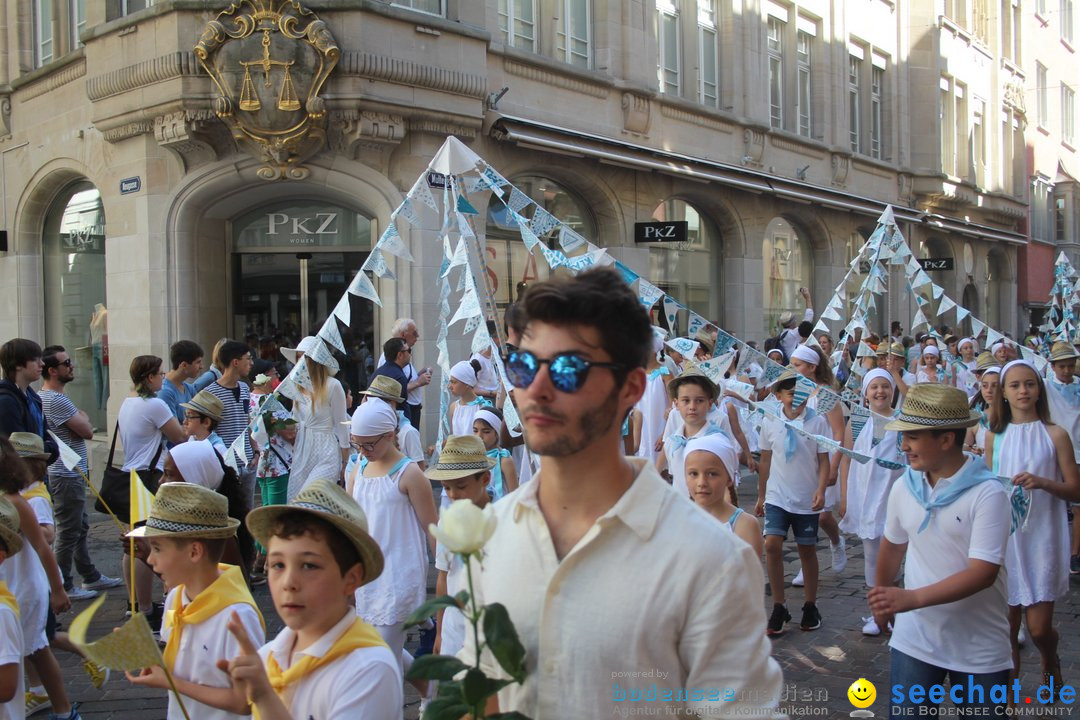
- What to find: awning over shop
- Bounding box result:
[488,113,1028,247]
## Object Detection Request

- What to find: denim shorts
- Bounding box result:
[763,503,819,545]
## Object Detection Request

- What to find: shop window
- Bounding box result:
[484,176,596,308]
[42,183,107,430]
[646,199,718,324]
[762,217,811,333]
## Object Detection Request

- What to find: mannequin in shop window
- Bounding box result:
[89,304,109,411]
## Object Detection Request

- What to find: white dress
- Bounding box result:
[994,421,1070,606]
[350,457,427,626]
[839,418,903,540]
[634,368,671,464]
[287,378,349,500]
[1045,377,1080,460]
[451,400,486,437]
[0,526,48,653]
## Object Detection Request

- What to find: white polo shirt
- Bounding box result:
[258,609,402,719]
[160,588,264,720]
[0,603,23,720]
[758,409,830,515]
[460,459,785,719]
[884,459,1012,674]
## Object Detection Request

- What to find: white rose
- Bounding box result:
[429,499,497,555]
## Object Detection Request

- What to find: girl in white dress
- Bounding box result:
[346,399,438,680]
[837,369,903,635]
[446,359,490,437]
[914,345,951,385]
[954,337,980,399]
[985,360,1080,686]
[634,333,672,464]
[685,434,762,556]
[964,366,1000,455]
[285,340,350,499]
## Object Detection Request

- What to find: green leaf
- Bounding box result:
[461,668,515,707]
[482,602,527,683]
[403,594,462,628]
[405,654,470,681]
[454,588,471,608]
[421,697,470,720]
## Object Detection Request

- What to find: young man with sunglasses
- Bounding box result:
[461,268,784,719]
[40,345,123,600]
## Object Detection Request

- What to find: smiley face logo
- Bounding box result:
[847,678,876,709]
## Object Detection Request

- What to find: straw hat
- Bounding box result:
[974,351,1000,373]
[127,482,239,539]
[667,365,718,401]
[246,478,384,586]
[359,375,405,403]
[885,384,981,432]
[280,336,318,365]
[888,342,906,358]
[181,390,224,424]
[424,435,496,481]
[1049,341,1079,362]
[8,432,49,460]
[0,497,23,555]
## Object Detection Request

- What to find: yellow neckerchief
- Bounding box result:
[261,615,387,710]
[162,564,264,671]
[0,582,19,619]
[20,482,51,508]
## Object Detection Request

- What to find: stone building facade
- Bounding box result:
[0,0,1062,435]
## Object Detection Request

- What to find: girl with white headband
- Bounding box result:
[446,359,490,437]
[991,341,1010,366]
[837,368,903,636]
[788,343,848,578]
[954,338,980,400]
[472,407,519,500]
[964,365,1001,455]
[915,344,952,386]
[985,360,1080,687]
[346,398,438,683]
[685,435,762,555]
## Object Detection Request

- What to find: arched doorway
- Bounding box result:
[231,201,375,391]
[762,216,812,333]
[42,181,108,429]
[985,249,1006,330]
[484,175,597,308]
[647,198,720,326]
[961,283,978,337]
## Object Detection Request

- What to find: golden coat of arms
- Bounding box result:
[194,1,339,180]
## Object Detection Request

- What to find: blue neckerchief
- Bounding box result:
[902,458,997,532]
[669,422,727,452]
[486,447,511,499]
[621,414,630,437]
[397,410,411,430]
[783,406,817,461]
[1050,378,1080,408]
[647,367,671,381]
[467,397,493,408]
[988,429,1034,535]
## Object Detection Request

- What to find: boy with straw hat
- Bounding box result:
[868,384,1011,717]
[125,482,264,720]
[0,492,25,719]
[220,478,401,718]
[424,436,493,659]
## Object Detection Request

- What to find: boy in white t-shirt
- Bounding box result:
[424,436,493,658]
[869,384,1012,716]
[0,493,24,720]
[755,370,830,635]
[223,479,402,718]
[125,482,264,720]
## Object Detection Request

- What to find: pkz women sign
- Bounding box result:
[634,221,688,243]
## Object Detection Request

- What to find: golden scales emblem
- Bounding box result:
[195,1,339,180]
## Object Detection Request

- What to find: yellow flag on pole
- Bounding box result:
[129,470,155,527]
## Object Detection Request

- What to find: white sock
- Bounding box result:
[28,684,45,695]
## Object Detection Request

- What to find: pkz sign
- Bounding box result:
[634,221,689,244]
[266,211,339,245]
[917,257,954,271]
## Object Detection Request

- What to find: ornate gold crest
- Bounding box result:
[194,1,339,180]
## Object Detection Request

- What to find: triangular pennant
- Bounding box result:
[931,283,945,299]
[347,270,382,306]
[539,244,566,269]
[558,225,587,253]
[375,223,413,261]
[507,187,533,213]
[714,330,738,355]
[517,218,542,251]
[362,248,394,279]
[613,261,640,285]
[821,304,842,321]
[447,237,470,272]
[457,194,479,215]
[396,197,423,226]
[307,336,340,372]
[911,309,928,329]
[937,295,957,316]
[687,313,707,337]
[637,279,665,310]
[332,294,351,325]
[449,287,482,326]
[955,305,971,323]
[971,317,987,338]
[318,317,346,354]
[529,206,560,237]
[663,297,680,330]
[408,176,439,212]
[985,327,1004,347]
[562,248,611,272]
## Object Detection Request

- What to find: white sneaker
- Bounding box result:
[66,587,98,602]
[792,569,805,587]
[861,617,881,636]
[82,575,123,591]
[831,536,848,574]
